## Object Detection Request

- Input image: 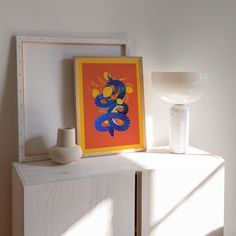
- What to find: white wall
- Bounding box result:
[0,0,235,235]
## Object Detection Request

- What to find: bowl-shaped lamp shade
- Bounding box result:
[152,72,208,104]
[151,72,208,153]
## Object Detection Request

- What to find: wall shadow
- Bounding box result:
[0,36,18,235]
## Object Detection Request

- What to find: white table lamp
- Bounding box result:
[152,72,208,153]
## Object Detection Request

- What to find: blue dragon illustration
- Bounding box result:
[93,73,131,137]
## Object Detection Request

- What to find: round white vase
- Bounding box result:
[49,127,83,164]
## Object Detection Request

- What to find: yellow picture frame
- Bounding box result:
[74,56,146,157]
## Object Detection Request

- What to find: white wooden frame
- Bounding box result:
[16,36,128,162]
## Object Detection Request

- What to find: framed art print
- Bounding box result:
[74,56,146,157]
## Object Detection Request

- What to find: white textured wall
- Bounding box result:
[0,0,235,235]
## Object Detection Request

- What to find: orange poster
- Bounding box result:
[74,57,146,157]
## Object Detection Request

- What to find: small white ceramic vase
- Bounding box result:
[49,127,83,164]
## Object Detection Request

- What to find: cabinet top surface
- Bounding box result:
[13,147,224,186]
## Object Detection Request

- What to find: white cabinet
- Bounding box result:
[12,147,224,236]
[137,152,224,236]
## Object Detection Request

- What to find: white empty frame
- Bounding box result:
[16,36,128,162]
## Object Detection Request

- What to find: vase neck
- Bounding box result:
[57,127,76,147]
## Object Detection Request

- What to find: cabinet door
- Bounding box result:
[25,171,135,236]
[139,162,224,236]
